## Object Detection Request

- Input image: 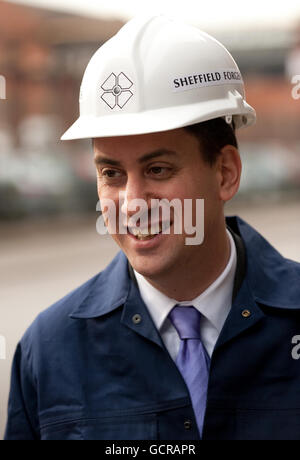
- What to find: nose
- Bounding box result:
[120,174,151,220]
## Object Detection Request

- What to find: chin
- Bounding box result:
[129,255,169,279]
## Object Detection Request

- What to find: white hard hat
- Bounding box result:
[61,15,256,141]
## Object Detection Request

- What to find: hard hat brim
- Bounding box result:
[61,99,256,141]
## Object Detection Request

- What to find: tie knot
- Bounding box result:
[168,305,202,339]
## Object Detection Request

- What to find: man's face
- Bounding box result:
[93,128,223,279]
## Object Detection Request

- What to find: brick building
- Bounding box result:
[0,2,123,147]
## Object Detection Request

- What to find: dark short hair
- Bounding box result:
[184,117,238,166]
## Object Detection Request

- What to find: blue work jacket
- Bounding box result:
[4,216,300,440]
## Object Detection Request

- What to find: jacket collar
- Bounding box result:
[69,251,130,319]
[70,216,300,319]
[229,216,300,309]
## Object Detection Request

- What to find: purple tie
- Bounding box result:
[168,305,210,438]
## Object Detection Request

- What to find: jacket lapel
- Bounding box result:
[121,279,167,349]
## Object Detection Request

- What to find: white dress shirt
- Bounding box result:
[134,230,237,360]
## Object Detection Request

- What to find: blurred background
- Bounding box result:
[1,0,300,439]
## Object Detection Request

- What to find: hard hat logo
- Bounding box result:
[101,72,133,109]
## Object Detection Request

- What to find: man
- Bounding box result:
[5,15,300,440]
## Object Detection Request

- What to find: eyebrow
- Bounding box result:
[94,149,178,166]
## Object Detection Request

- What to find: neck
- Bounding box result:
[143,223,231,301]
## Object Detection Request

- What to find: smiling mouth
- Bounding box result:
[128,221,171,240]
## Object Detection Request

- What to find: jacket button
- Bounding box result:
[184,420,192,430]
[241,309,251,318]
[132,314,142,324]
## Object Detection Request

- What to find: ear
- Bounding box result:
[217,145,242,202]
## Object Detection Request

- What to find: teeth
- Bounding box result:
[130,225,160,237]
[150,225,160,235]
[129,222,171,239]
[130,228,150,237]
[131,228,140,236]
[136,234,155,240]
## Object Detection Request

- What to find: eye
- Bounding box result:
[98,168,125,185]
[147,165,172,178]
[101,169,122,178]
[102,169,117,177]
[150,166,164,174]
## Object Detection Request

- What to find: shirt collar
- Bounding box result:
[134,229,237,334]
